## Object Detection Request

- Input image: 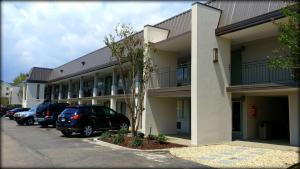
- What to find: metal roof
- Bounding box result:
[26,67,52,83]
[28,1,293,83]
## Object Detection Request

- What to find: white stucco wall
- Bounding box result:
[23,83,45,108]
[9,86,22,105]
[191,3,232,145]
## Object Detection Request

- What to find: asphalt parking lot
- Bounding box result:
[1,117,205,168]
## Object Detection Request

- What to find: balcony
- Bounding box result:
[149,64,191,89]
[230,60,294,86]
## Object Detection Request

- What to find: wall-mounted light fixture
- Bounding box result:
[213,48,218,63]
[60,69,64,73]
[81,61,85,66]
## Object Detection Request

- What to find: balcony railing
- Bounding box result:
[230,60,294,85]
[149,64,191,89]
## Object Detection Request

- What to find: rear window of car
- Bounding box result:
[37,104,48,112]
[61,108,79,115]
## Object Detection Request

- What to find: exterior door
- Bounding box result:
[232,101,243,139]
[231,50,242,85]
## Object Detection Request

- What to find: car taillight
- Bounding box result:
[46,110,51,116]
[71,114,80,120]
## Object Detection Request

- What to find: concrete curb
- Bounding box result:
[83,138,170,153]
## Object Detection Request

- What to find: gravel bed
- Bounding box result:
[170,144,299,168]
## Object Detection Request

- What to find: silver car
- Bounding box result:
[14,106,37,125]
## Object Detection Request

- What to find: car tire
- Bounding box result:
[41,124,48,128]
[9,117,13,120]
[120,122,129,130]
[61,131,73,137]
[17,121,24,125]
[26,117,35,125]
[81,124,94,137]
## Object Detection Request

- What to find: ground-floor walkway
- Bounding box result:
[170,140,299,168]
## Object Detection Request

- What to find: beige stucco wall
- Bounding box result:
[144,97,177,135]
[191,3,232,145]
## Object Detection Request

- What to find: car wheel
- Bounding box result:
[26,117,35,125]
[61,131,73,137]
[17,121,24,125]
[41,124,48,128]
[9,117,13,120]
[120,122,129,130]
[81,124,93,137]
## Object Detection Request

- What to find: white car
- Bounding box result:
[14,106,37,125]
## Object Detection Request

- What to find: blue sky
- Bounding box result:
[1,1,200,83]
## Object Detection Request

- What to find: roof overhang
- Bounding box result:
[153,31,191,52]
[215,9,285,36]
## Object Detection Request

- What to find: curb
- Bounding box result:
[84,138,170,153]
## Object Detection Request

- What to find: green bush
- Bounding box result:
[130,137,143,148]
[155,133,167,143]
[100,131,112,140]
[112,134,125,145]
[147,134,156,140]
[137,132,145,138]
[118,127,129,136]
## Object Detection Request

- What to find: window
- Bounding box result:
[103,107,116,116]
[36,84,40,99]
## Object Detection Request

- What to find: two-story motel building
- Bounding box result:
[20,1,299,146]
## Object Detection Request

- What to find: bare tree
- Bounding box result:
[104,24,154,136]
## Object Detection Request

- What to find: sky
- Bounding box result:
[1,1,198,83]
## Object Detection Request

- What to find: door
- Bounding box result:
[92,106,110,129]
[232,101,243,139]
[231,50,242,85]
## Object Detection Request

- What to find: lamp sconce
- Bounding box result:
[60,69,64,73]
[81,61,85,66]
[213,48,218,63]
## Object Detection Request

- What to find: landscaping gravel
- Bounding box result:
[170,144,299,168]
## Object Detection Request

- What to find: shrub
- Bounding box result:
[118,127,129,136]
[130,137,143,148]
[155,133,167,143]
[100,131,112,140]
[112,134,125,145]
[137,132,145,138]
[147,134,156,140]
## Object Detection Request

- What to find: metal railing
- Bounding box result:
[230,60,294,85]
[149,64,191,89]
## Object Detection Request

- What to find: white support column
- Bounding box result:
[67,80,71,99]
[92,74,98,105]
[110,70,117,110]
[58,83,62,101]
[288,91,300,146]
[78,77,83,105]
[22,84,26,108]
[191,3,231,145]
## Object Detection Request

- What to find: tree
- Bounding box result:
[104,24,154,136]
[268,4,299,81]
[12,73,28,85]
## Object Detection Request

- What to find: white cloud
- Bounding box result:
[1,1,192,82]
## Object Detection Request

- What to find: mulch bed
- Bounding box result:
[99,136,186,150]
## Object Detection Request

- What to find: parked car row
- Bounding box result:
[2,101,130,137]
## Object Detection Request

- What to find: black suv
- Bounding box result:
[36,102,69,127]
[56,105,130,137]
